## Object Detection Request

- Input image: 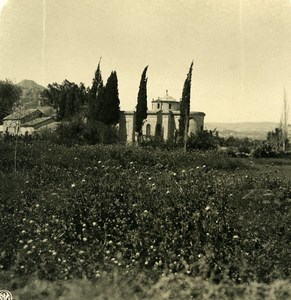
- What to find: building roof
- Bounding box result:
[21,117,53,127]
[152,90,179,103]
[3,109,42,120]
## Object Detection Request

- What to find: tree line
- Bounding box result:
[0,61,195,148]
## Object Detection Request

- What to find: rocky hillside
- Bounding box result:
[17,80,46,108]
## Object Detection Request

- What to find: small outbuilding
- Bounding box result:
[3,109,56,135]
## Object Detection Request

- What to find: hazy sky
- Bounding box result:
[1,0,291,122]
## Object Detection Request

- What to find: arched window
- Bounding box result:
[146,124,151,136]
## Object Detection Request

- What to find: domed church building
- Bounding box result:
[119,91,205,143]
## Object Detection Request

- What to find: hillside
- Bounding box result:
[17,80,46,108]
[205,122,279,140]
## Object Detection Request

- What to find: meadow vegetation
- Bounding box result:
[0,139,290,299]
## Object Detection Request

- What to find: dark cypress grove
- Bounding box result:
[88,60,104,122]
[135,66,148,142]
[101,71,120,125]
[179,61,193,150]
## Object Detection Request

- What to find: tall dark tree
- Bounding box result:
[0,80,22,122]
[135,66,148,142]
[88,60,104,122]
[101,71,120,125]
[179,61,193,151]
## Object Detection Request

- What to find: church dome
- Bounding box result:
[151,90,180,111]
[152,90,179,103]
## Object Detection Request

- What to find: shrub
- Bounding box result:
[252,144,276,158]
[187,130,219,151]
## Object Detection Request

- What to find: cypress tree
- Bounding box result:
[101,71,120,125]
[88,60,104,122]
[135,66,148,142]
[179,61,193,151]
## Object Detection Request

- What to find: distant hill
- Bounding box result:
[17,80,46,109]
[205,122,280,140]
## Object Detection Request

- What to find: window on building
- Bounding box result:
[169,103,172,109]
[146,124,151,136]
[157,103,160,109]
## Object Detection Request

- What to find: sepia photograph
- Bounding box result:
[0,0,290,299]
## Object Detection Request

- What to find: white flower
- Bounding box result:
[71,183,76,188]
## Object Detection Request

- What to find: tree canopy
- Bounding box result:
[179,61,193,147]
[100,71,120,125]
[135,66,148,138]
[88,60,104,123]
[41,80,87,121]
[0,80,22,122]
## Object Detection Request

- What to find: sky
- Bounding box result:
[1,0,291,123]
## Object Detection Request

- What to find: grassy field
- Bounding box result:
[0,140,290,299]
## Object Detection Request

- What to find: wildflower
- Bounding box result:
[83,237,88,242]
[205,205,211,211]
[92,222,97,226]
[71,183,76,188]
[233,235,239,239]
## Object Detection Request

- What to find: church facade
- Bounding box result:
[119,91,205,143]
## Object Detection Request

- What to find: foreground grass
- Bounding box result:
[0,140,290,298]
[3,274,291,300]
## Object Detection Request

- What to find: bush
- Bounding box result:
[187,130,219,150]
[253,144,276,158]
